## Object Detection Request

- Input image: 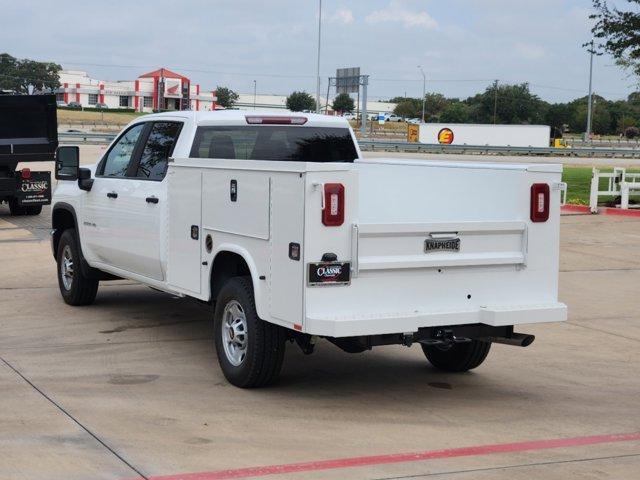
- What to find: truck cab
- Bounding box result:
[52,110,566,388]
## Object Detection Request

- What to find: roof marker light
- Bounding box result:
[245,116,307,125]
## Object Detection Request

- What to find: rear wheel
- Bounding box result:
[56,229,99,306]
[214,276,286,388]
[421,340,491,372]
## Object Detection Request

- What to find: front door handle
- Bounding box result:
[107,192,118,199]
[146,196,159,204]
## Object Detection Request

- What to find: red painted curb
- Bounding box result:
[561,204,590,214]
[140,431,640,480]
[599,206,640,217]
[561,204,640,217]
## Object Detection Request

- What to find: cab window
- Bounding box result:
[135,122,182,181]
[101,124,145,177]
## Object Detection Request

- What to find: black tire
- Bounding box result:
[421,340,491,372]
[24,205,42,215]
[8,198,39,215]
[8,198,25,216]
[214,276,286,388]
[56,229,99,306]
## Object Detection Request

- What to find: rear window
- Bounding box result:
[189,126,358,163]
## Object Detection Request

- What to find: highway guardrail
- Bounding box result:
[358,140,640,158]
[58,132,640,158]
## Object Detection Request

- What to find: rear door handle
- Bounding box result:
[146,196,159,204]
[107,192,118,199]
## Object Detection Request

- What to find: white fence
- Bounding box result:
[589,167,640,213]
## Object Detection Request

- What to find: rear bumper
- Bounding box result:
[304,302,567,337]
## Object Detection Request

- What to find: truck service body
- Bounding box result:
[52,110,567,387]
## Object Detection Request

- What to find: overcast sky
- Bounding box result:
[2,0,635,102]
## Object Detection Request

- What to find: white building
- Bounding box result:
[58,68,218,112]
[57,68,396,115]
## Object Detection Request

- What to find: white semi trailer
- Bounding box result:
[418,124,551,148]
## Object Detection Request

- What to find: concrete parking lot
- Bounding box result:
[1,199,639,479]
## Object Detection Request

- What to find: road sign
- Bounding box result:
[336,67,360,94]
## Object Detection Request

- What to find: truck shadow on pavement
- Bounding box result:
[91,285,532,402]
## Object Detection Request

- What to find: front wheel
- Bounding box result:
[56,229,99,306]
[214,277,285,388]
[421,340,491,372]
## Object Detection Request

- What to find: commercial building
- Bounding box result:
[57,68,218,112]
[56,68,396,115]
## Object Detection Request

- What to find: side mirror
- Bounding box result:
[78,168,94,192]
[55,146,80,180]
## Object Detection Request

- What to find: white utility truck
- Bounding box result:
[52,111,567,388]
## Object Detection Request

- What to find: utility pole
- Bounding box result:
[325,78,330,114]
[253,80,256,110]
[360,75,369,135]
[586,39,595,140]
[493,79,499,124]
[418,65,426,122]
[315,0,322,114]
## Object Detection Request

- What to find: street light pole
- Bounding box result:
[586,39,595,140]
[418,65,426,122]
[253,80,257,110]
[315,0,322,114]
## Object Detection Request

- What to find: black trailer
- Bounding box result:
[0,94,57,215]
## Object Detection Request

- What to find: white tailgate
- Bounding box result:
[303,159,566,336]
[356,221,527,271]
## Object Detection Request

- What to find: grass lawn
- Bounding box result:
[563,166,640,205]
[57,109,147,126]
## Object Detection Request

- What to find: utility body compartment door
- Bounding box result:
[166,168,202,294]
[268,172,305,326]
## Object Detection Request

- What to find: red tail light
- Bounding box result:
[21,168,31,179]
[530,183,550,222]
[322,183,345,226]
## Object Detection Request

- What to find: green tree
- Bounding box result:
[332,93,354,113]
[393,100,421,118]
[568,95,613,134]
[215,86,239,108]
[544,103,573,134]
[423,93,449,121]
[591,1,640,78]
[469,82,546,124]
[0,53,60,93]
[286,91,316,112]
[440,102,471,123]
[608,99,638,133]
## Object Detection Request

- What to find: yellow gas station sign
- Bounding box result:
[407,124,419,143]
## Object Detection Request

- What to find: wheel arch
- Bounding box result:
[51,202,78,258]
[209,245,266,319]
[51,202,116,281]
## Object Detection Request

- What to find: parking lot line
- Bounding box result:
[142,431,640,480]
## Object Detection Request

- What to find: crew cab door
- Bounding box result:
[81,121,181,280]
